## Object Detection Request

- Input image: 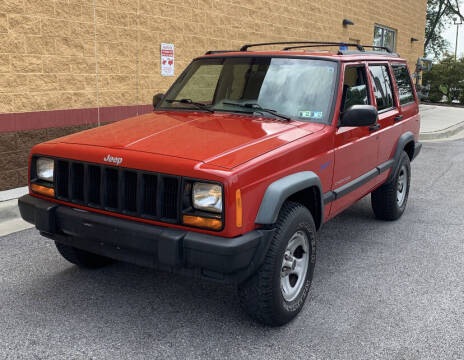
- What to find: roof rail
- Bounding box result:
[240,41,364,52]
[208,42,399,56]
[339,50,400,57]
[282,42,365,52]
[284,44,400,57]
[204,50,238,55]
[361,45,392,53]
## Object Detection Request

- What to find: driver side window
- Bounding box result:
[341,66,370,112]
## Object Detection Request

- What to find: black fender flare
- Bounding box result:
[388,131,415,182]
[255,171,323,229]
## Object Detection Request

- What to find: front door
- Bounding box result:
[331,63,379,217]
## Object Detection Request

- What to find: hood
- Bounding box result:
[53,111,323,169]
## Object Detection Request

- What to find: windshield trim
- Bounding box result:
[156,56,341,125]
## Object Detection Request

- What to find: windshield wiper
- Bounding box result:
[223,102,291,121]
[165,98,214,113]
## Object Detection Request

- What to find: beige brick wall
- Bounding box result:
[0,123,95,189]
[0,0,427,115]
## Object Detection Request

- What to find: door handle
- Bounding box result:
[394,115,403,122]
[369,123,381,131]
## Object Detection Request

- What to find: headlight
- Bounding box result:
[36,157,54,182]
[192,182,222,213]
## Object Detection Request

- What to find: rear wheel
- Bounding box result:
[238,201,316,326]
[55,242,113,268]
[371,151,411,220]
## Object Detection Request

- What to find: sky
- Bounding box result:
[442,1,464,59]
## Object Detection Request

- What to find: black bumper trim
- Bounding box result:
[18,195,274,283]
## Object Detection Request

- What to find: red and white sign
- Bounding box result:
[161,43,174,76]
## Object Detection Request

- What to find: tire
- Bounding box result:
[55,242,114,269]
[238,201,317,326]
[371,151,411,221]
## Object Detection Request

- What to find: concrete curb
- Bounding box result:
[420,120,464,141]
[0,187,33,236]
[0,186,28,202]
[0,199,33,237]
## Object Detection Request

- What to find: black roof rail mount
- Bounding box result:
[204,50,239,55]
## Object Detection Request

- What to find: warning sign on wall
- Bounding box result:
[161,43,174,76]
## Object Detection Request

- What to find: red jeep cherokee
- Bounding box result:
[19,42,422,325]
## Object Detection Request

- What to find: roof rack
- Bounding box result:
[240,41,364,52]
[282,43,364,52]
[282,43,399,56]
[339,50,400,57]
[204,41,399,57]
[361,45,392,53]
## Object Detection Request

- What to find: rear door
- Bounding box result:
[391,62,421,141]
[331,62,379,216]
[367,62,401,168]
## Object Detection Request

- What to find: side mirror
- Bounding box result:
[340,105,378,127]
[153,93,164,110]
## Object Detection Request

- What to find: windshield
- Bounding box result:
[159,57,338,123]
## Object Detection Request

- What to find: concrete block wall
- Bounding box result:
[0,0,427,190]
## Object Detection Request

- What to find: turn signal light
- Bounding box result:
[182,215,222,230]
[236,189,243,228]
[31,183,55,197]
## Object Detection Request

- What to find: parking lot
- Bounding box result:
[1,138,463,360]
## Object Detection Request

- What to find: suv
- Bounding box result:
[19,41,421,326]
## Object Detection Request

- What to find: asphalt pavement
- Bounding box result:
[0,139,463,360]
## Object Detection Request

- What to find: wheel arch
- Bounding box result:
[255,172,323,230]
[404,141,415,161]
[388,131,416,182]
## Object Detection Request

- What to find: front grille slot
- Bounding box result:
[71,163,84,202]
[142,174,157,217]
[123,171,137,213]
[105,168,119,209]
[161,177,179,219]
[88,165,101,205]
[52,158,180,223]
[56,160,69,199]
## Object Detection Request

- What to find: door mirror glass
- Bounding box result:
[153,93,164,109]
[340,105,378,127]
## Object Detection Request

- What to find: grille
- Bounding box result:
[54,159,180,223]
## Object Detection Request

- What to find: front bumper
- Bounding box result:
[18,195,274,283]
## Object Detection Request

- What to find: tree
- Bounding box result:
[425,0,464,59]
[423,55,464,103]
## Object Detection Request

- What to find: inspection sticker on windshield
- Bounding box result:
[298,111,323,119]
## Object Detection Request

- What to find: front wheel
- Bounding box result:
[371,151,411,221]
[238,202,316,326]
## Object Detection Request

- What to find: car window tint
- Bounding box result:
[161,57,338,124]
[176,62,223,103]
[369,65,394,111]
[342,67,370,112]
[392,65,414,105]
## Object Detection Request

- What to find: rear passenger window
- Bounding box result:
[368,65,394,111]
[392,65,415,105]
